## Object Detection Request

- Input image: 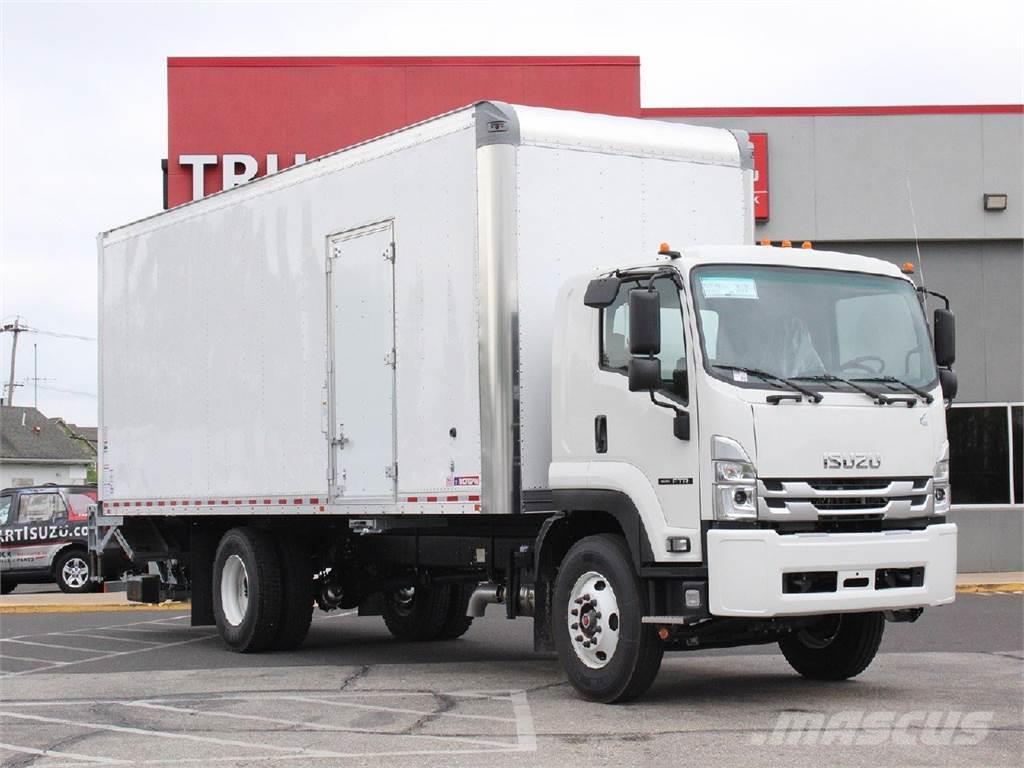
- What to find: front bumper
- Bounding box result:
[707,523,957,617]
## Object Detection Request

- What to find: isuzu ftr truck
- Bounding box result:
[95,102,959,702]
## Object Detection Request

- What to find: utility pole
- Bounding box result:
[2,316,26,407]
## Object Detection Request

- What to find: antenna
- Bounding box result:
[905,176,926,302]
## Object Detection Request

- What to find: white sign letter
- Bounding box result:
[179,154,218,201]
[222,154,258,190]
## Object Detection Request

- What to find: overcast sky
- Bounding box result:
[1,0,1022,426]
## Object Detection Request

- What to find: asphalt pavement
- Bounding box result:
[0,594,1021,767]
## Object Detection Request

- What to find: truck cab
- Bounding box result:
[550,244,956,625]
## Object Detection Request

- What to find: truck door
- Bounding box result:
[328,220,397,500]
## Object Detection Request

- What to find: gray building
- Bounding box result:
[649,106,1023,571]
[0,406,94,488]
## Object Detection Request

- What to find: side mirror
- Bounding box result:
[939,368,958,401]
[628,289,660,355]
[672,368,688,402]
[933,308,955,368]
[628,357,661,392]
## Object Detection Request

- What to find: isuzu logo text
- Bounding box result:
[823,452,882,470]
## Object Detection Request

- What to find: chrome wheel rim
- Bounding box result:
[221,554,249,627]
[567,570,620,669]
[62,557,89,589]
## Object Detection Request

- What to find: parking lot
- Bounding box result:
[0,592,1020,767]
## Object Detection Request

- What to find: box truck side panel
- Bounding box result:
[100,117,481,506]
[515,145,749,492]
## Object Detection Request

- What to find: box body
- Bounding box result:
[99,102,750,515]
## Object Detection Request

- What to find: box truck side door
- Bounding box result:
[328,220,397,500]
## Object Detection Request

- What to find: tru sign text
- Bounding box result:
[179,153,308,201]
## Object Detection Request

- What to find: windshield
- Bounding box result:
[691,265,937,389]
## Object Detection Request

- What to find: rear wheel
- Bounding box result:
[0,577,17,595]
[271,533,314,650]
[55,550,93,594]
[553,534,663,703]
[779,612,885,680]
[434,583,474,640]
[212,527,283,652]
[382,584,452,641]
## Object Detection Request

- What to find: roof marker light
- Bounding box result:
[759,238,772,246]
[780,239,792,248]
[658,242,681,259]
[901,262,915,274]
[801,241,813,249]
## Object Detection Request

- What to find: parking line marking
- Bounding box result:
[0,710,356,758]
[0,633,216,679]
[0,653,67,664]
[0,740,128,765]
[3,639,113,654]
[123,700,518,749]
[280,694,513,722]
[68,633,164,645]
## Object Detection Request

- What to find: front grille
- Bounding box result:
[758,477,933,522]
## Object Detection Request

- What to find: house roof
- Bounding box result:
[1,406,94,463]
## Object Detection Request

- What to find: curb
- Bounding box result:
[956,583,1024,594]
[0,602,190,615]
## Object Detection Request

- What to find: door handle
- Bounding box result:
[594,415,608,454]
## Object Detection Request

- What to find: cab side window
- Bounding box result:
[600,277,688,397]
[18,493,66,523]
[0,495,11,526]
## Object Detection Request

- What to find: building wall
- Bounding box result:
[1,463,88,489]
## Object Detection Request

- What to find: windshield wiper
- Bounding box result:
[794,374,902,405]
[713,364,823,404]
[852,376,934,404]
[795,374,918,407]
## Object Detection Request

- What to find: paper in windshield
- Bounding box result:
[700,276,758,300]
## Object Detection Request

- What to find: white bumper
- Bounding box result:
[707,523,957,617]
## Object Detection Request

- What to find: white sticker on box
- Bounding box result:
[700,276,759,299]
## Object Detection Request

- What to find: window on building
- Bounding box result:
[18,493,67,523]
[946,406,1011,505]
[1013,406,1023,504]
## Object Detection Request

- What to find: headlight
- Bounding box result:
[715,460,756,483]
[933,459,950,513]
[712,436,758,521]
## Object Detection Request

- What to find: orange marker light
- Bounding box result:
[801,241,813,249]
[658,627,670,641]
[780,239,792,248]
[759,238,772,246]
[901,262,915,274]
[659,242,671,253]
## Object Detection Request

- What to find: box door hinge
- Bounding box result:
[384,348,396,368]
[383,242,395,262]
[385,462,398,480]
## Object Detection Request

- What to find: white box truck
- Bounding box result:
[96,102,958,702]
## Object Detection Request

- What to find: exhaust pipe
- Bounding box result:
[466,583,535,617]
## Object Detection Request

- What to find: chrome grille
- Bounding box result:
[757,477,933,521]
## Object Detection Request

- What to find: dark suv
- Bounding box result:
[0,485,122,594]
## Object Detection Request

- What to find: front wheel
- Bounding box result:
[55,550,93,594]
[779,612,885,680]
[553,534,663,703]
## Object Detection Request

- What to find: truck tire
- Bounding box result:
[54,549,94,594]
[553,534,664,703]
[382,584,452,641]
[434,583,474,640]
[212,527,283,653]
[0,577,17,595]
[271,533,314,650]
[779,612,885,680]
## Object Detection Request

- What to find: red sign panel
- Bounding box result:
[166,56,641,208]
[750,133,769,221]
